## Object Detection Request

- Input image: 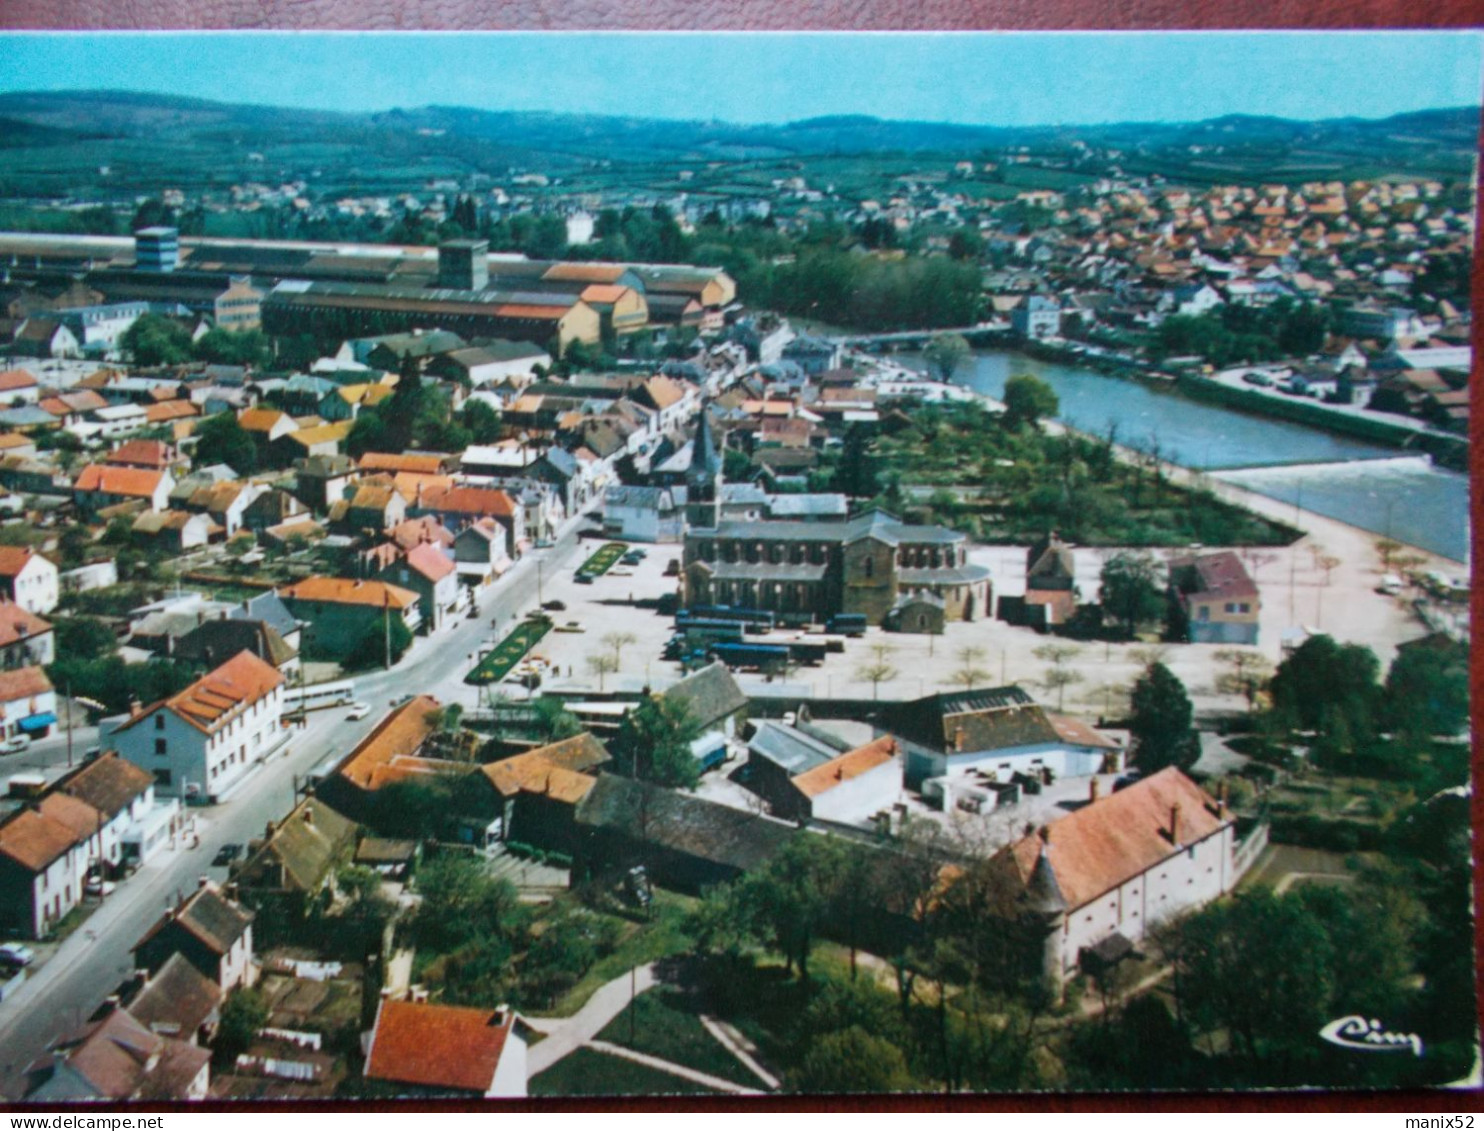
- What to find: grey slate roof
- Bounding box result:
[701,561,828,583]
[575,774,795,872]
[898,564,992,585]
[766,493,849,518]
[747,720,839,775]
[886,686,1060,756]
[234,592,299,638]
[659,661,748,731]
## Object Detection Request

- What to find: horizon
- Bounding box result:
[0,31,1480,130]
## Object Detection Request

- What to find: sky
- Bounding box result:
[0,31,1480,127]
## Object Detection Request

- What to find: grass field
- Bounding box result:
[529,1046,717,1097]
[576,541,630,578]
[464,615,552,686]
[595,986,764,1089]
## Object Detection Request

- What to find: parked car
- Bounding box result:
[664,560,680,577]
[345,702,372,720]
[609,568,634,577]
[0,943,35,968]
[84,874,116,899]
[211,843,244,868]
[541,600,567,612]
[0,735,29,755]
[554,622,586,633]
[574,573,594,585]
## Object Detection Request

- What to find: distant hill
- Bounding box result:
[0,90,1475,197]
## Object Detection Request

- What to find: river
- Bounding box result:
[898,350,1471,563]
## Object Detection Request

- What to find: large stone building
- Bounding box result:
[682,509,991,625]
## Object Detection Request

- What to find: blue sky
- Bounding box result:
[1,31,1480,126]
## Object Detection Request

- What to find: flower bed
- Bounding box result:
[465,616,553,685]
[576,542,629,577]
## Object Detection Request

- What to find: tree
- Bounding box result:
[1099,551,1165,640]
[794,1026,914,1094]
[1268,634,1380,747]
[1034,643,1083,710]
[1214,648,1272,713]
[601,631,637,668]
[1383,638,1469,737]
[193,328,270,367]
[53,616,117,663]
[345,611,413,671]
[460,398,501,445]
[923,332,971,382]
[119,313,193,367]
[1128,662,1200,773]
[411,853,525,955]
[856,641,898,700]
[612,694,701,789]
[191,411,258,476]
[213,987,269,1066]
[952,644,989,691]
[1002,373,1058,430]
[1164,889,1335,1062]
[586,653,619,692]
[740,834,847,982]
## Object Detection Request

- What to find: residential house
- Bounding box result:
[103,650,287,801]
[11,318,80,359]
[451,518,510,585]
[24,1008,210,1101]
[175,617,299,679]
[602,485,683,544]
[0,546,59,615]
[428,341,551,387]
[1169,551,1260,645]
[125,954,222,1047]
[780,336,841,375]
[0,369,40,407]
[318,696,465,820]
[0,600,54,668]
[131,510,220,552]
[293,454,357,513]
[476,733,610,854]
[1012,295,1061,339]
[229,795,358,932]
[237,407,298,452]
[133,880,256,992]
[330,481,407,535]
[73,464,174,518]
[364,1000,527,1099]
[408,484,524,556]
[103,439,178,472]
[1003,533,1078,629]
[278,577,421,657]
[52,753,161,873]
[370,542,459,633]
[0,666,57,740]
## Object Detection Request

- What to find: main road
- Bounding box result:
[0,519,590,1098]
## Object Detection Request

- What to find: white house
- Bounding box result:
[0,546,59,615]
[0,370,41,407]
[602,485,682,543]
[134,880,257,992]
[364,1000,528,1098]
[104,650,286,801]
[0,600,54,668]
[0,666,58,741]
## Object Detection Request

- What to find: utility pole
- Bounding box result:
[384,595,392,671]
[64,681,74,768]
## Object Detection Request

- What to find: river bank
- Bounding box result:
[889,348,1469,563]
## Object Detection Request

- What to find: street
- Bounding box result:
[0,521,589,1098]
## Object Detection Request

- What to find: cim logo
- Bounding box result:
[1319,1015,1424,1057]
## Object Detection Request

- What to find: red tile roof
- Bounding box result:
[104,440,174,470]
[0,370,38,392]
[365,999,515,1094]
[0,808,77,871]
[0,665,53,703]
[335,695,440,791]
[279,576,418,610]
[1170,550,1259,603]
[415,484,517,519]
[118,651,282,737]
[792,736,898,799]
[0,546,50,581]
[73,464,167,499]
[404,542,455,583]
[995,767,1230,912]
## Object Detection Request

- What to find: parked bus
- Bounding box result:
[826,613,868,637]
[678,605,777,633]
[709,641,791,672]
[282,680,356,714]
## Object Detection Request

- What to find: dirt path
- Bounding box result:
[586,1039,763,1095]
[524,962,656,1077]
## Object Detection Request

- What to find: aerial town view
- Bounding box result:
[0,29,1474,1103]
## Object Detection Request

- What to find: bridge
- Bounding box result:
[827,322,1012,349]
